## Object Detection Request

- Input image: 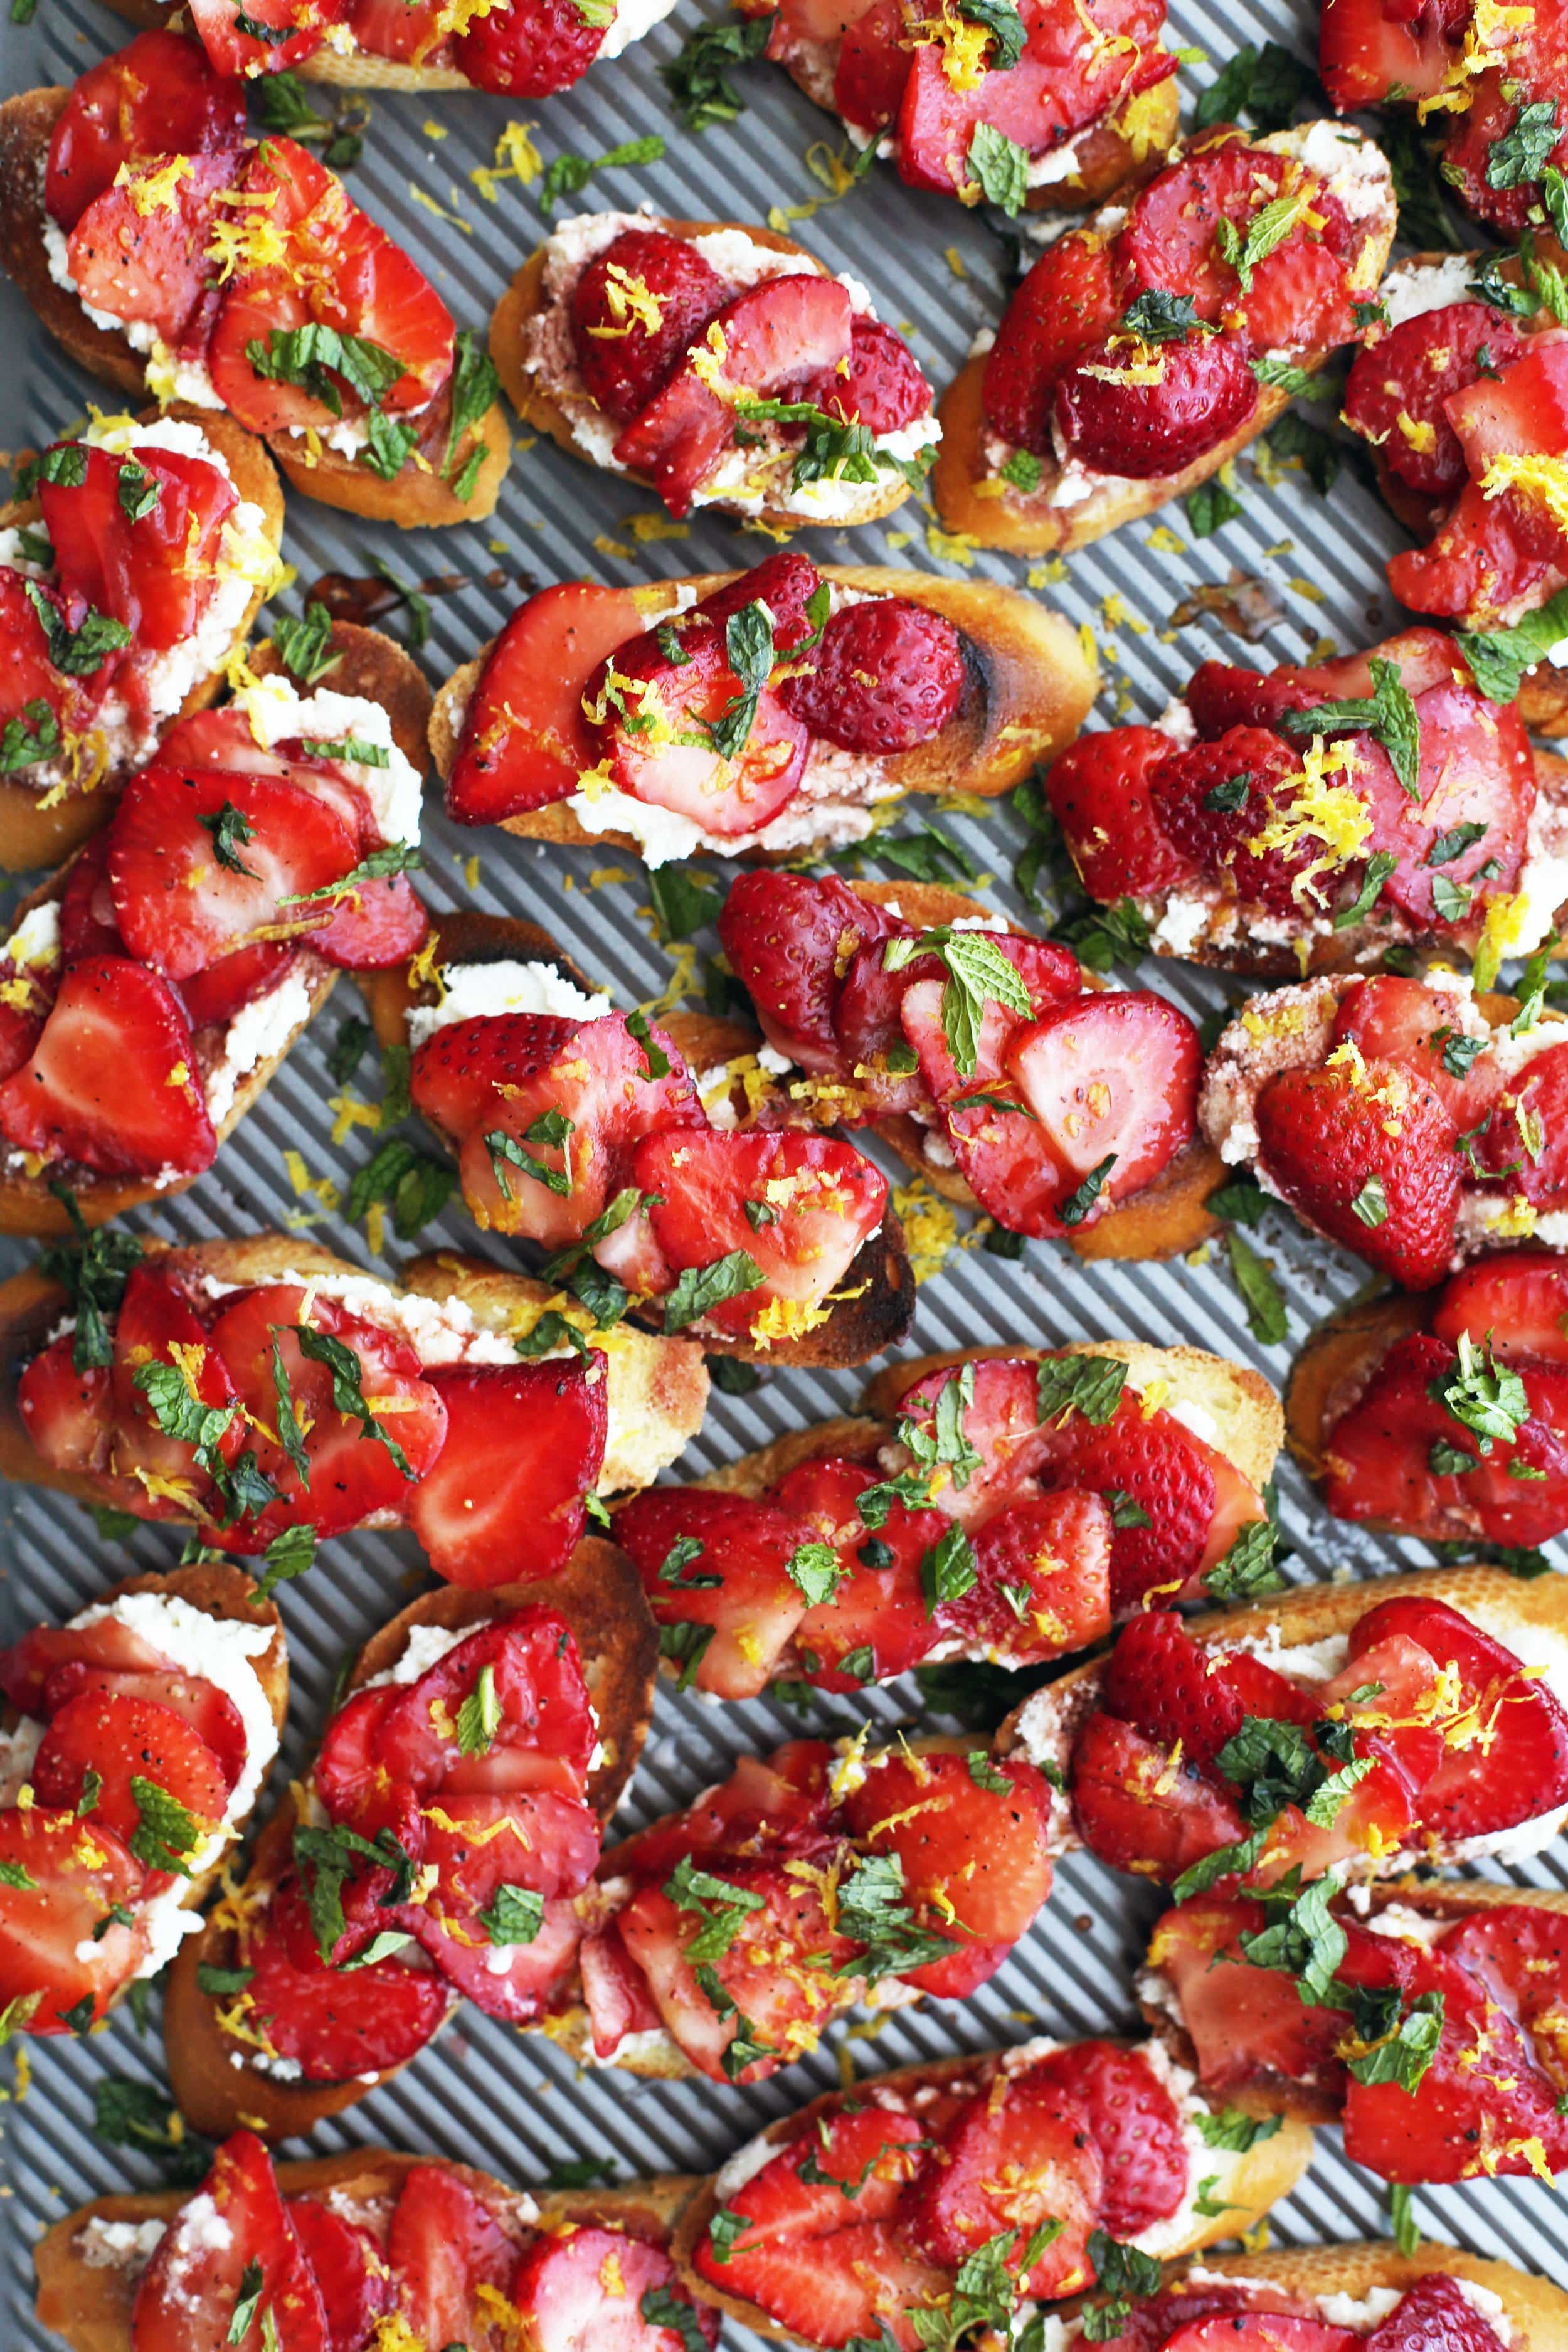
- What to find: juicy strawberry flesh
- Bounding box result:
[1102,1609,1244,1765]
[1004,990,1202,1219]
[1120,142,1355,345]
[0,954,215,1178]
[768,1455,948,1684]
[903,2077,1102,2292]
[571,230,729,426]
[1027,2038,1187,2237]
[0,571,112,761]
[512,2230,719,2352]
[1434,1250,1568,1362]
[780,600,965,755]
[452,0,609,95]
[983,232,1123,453]
[286,2197,396,2349]
[405,1360,609,1587]
[718,869,903,1071]
[701,2220,948,2352]
[1044,728,1198,901]
[0,1806,147,2032]
[791,315,931,432]
[238,1875,452,2081]
[132,2131,330,2352]
[185,0,343,76]
[1320,0,1460,109]
[447,583,647,824]
[0,1615,171,1720]
[829,0,910,129]
[1476,1038,1568,1207]
[1330,977,1502,1130]
[58,838,124,966]
[386,2161,522,2351]
[1441,1901,1568,2047]
[614,1486,824,1698]
[591,622,808,834]
[412,1802,596,2021]
[1365,2277,1513,2352]
[45,29,246,231]
[68,147,241,352]
[1389,472,1568,624]
[43,446,238,655]
[940,1491,1114,1658]
[1069,1711,1250,1878]
[33,1685,227,1887]
[367,1614,598,1795]
[1056,327,1258,479]
[1254,1057,1462,1290]
[1442,70,1568,236]
[842,1747,1055,1947]
[1345,305,1525,501]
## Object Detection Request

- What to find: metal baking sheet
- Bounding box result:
[1,1,1564,2334]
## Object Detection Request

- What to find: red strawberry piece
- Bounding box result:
[1319,0,1459,109]
[1255,1056,1461,1288]
[831,0,913,133]
[983,233,1123,454]
[1441,73,1568,236]
[1056,327,1258,479]
[181,945,300,1030]
[610,1740,834,1882]
[107,764,359,981]
[1147,1893,1359,2099]
[406,1359,608,1587]
[1002,989,1200,1214]
[1170,2323,1359,2352]
[446,585,645,824]
[386,2163,522,2350]
[842,1747,1055,1952]
[1044,1388,1231,1614]
[890,1355,1047,1527]
[1184,663,1315,737]
[1389,472,1568,623]
[897,933,1085,1106]
[904,2073,1103,2294]
[371,1614,598,1795]
[697,2222,948,2352]
[158,710,376,843]
[42,1663,247,1800]
[45,30,246,232]
[238,1874,450,2081]
[1434,1249,1568,1362]
[314,1687,424,1850]
[411,1791,598,2018]
[107,1261,243,1504]
[1069,1712,1249,1878]
[1345,306,1525,502]
[43,445,239,655]
[1025,2040,1187,2237]
[185,0,344,75]
[134,2132,329,2352]
[33,1687,228,1885]
[580,1919,664,2058]
[718,868,906,1072]
[0,1614,170,1719]
[209,138,453,435]
[712,2107,933,2252]
[514,2232,718,2352]
[1476,1037,1568,1207]
[830,929,942,1117]
[305,869,428,972]
[1103,1609,1245,1764]
[768,1456,948,1685]
[635,1127,888,1338]
[780,599,964,755]
[1365,2275,1513,2352]
[0,573,112,774]
[1044,727,1197,899]
[612,278,854,516]
[286,2196,396,2352]
[1441,1901,1568,2058]
[943,1492,1113,1660]
[0,954,213,1177]
[792,316,931,432]
[1091,2291,1312,2352]
[58,839,123,965]
[1148,728,1340,916]
[571,231,729,427]
[0,1806,146,2033]
[68,147,243,353]
[1330,978,1502,1130]
[1121,140,1355,351]
[0,936,57,1084]
[14,1337,112,1485]
[452,0,610,94]
[1367,679,1534,929]
[612,1486,818,1698]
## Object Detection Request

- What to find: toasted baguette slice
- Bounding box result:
[1067,2243,1568,2347]
[0,88,508,529]
[91,0,623,89]
[359,910,918,1367]
[670,2044,1314,2342]
[0,620,429,1233]
[931,125,1397,556]
[0,1229,708,1509]
[0,403,283,872]
[999,1559,1568,1867]
[162,1534,659,2139]
[36,2149,700,2352]
[428,567,1096,857]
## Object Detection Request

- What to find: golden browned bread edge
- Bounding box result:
[1084,2244,1568,2346]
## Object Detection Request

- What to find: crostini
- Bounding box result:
[1141,1874,1568,2183]
[1200,966,1568,1288]
[0,406,282,871]
[1059,2243,1568,2352]
[163,1541,657,2137]
[1321,0,1564,234]
[1000,1562,1568,1890]
[359,909,917,1369]
[612,1345,1283,1697]
[36,2134,712,2352]
[432,554,1096,863]
[757,0,1179,213]
[0,34,510,526]
[100,0,682,97]
[1288,1249,1568,1547]
[491,215,938,526]
[1046,629,1568,977]
[713,867,1219,1248]
[0,1561,285,2041]
[671,2039,1314,2345]
[0,1234,707,1579]
[0,620,430,1232]
[931,123,1396,554]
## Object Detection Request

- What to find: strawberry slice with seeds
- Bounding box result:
[1069,1710,1251,1877]
[1056,328,1258,479]
[904,2072,1102,2293]
[181,945,301,1030]
[580,1919,664,2058]
[314,1687,423,1850]
[1434,1251,1568,1363]
[634,1128,888,1340]
[1254,1056,1461,1288]
[1330,978,1503,1131]
[105,1260,243,1513]
[768,1456,946,1685]
[386,2164,524,2352]
[287,2198,396,2352]
[43,445,239,655]
[0,1615,171,1719]
[237,1875,450,2082]
[941,1492,1113,1660]
[711,2107,932,2249]
[832,0,912,133]
[44,29,247,233]
[983,231,1123,455]
[1477,1038,1568,1209]
[611,1486,816,1698]
[697,2222,948,2352]
[1319,0,1459,109]
[791,316,931,433]
[612,277,854,517]
[1345,306,1524,502]
[1147,1892,1357,2099]
[14,1340,113,1483]
[451,0,612,95]
[33,1687,226,1889]
[1044,727,1197,901]
[186,0,344,74]
[44,1666,247,1804]
[133,2131,330,2352]
[842,1747,1055,1955]
[718,869,904,1072]
[608,1741,834,1882]
[1103,1610,1244,1765]
[406,1360,608,1587]
[0,954,214,1177]
[1441,1901,1568,2060]
[513,2229,719,2352]
[0,573,112,776]
[68,147,243,353]
[1365,2276,1515,2352]
[371,1614,597,1795]
[58,838,123,965]
[571,230,729,426]
[1172,2322,1357,2352]
[1027,2040,1187,2237]
[780,599,963,757]
[0,1806,146,2034]
[446,585,645,825]
[411,1790,598,2018]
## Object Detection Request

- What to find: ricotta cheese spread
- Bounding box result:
[77,2216,169,2272]
[229,675,425,849]
[1379,254,1482,326]
[406,958,612,1049]
[202,967,316,1129]
[595,0,683,55]
[194,1266,519,1369]
[40,167,222,410]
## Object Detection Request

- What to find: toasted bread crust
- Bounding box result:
[1073,2245,1568,2348]
[427,568,1096,857]
[163,1537,659,2139]
[269,393,511,526]
[1284,1289,1436,1503]
[36,2150,702,2352]
[669,2045,1314,2339]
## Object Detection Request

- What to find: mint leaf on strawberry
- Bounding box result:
[1281,657,1421,799]
[967,121,1029,215]
[1456,582,1568,701]
[785,1540,841,1605]
[666,1857,766,1962]
[1034,1353,1126,1426]
[920,1523,977,1614]
[662,1248,764,1333]
[1194,2105,1283,2151]
[476,1884,545,1946]
[834,1851,958,1981]
[292,1326,415,1478]
[1486,102,1559,190]
[1428,1330,1531,1453]
[953,0,1026,66]
[1202,1518,1282,1601]
[129,1776,205,1878]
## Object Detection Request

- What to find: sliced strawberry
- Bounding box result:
[33,1688,227,1887]
[983,232,1123,455]
[768,1456,947,1685]
[890,1356,1047,1528]
[0,1805,146,2033]
[15,1340,112,1482]
[1365,2277,1514,2352]
[43,445,239,655]
[830,932,946,1118]
[314,1687,419,1848]
[571,230,729,426]
[181,945,300,1030]
[612,278,854,516]
[185,0,344,75]
[1345,306,1525,502]
[712,2107,932,2247]
[699,2222,948,2352]
[1004,990,1200,1212]
[1441,1900,1568,2074]
[238,1877,450,2082]
[832,0,912,134]
[1103,1610,1245,1764]
[386,2163,521,2352]
[1478,1038,1568,1209]
[208,138,453,435]
[897,937,1087,1108]
[1044,728,1197,901]
[106,1261,239,1506]
[45,30,246,232]
[780,600,963,756]
[1025,2040,1187,2237]
[0,1614,169,1719]
[718,869,905,1072]
[68,147,242,352]
[939,1492,1113,1660]
[1389,473,1568,625]
[1319,0,1459,108]
[842,1747,1054,1951]
[612,1487,817,1698]
[1169,2322,1357,2352]
[446,586,645,824]
[1254,1056,1460,1289]
[452,0,610,95]
[0,955,213,1177]
[1442,70,1568,236]
[1330,978,1502,1130]
[0,572,113,776]
[581,1919,664,2058]
[132,2132,329,2352]
[514,2229,719,2352]
[58,839,123,965]
[1057,327,1258,478]
[1121,138,1358,352]
[1147,1893,1356,2099]
[608,1742,834,1882]
[405,1359,608,1587]
[1069,1711,1251,1878]
[411,1793,597,2019]
[635,1128,887,1339]
[46,1663,247,1804]
[792,317,931,433]
[305,869,428,972]
[0,939,57,1083]
[1434,1251,1568,1363]
[370,1614,597,1796]
[904,2073,1101,2294]
[286,2197,396,2352]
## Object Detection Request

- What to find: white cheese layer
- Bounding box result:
[407,959,612,1049]
[226,675,425,849]
[203,968,316,1128]
[194,1266,519,1369]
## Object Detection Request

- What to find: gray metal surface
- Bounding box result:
[0,2,1564,2334]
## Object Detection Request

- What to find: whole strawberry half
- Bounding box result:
[1254,1056,1461,1288]
[571,229,728,426]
